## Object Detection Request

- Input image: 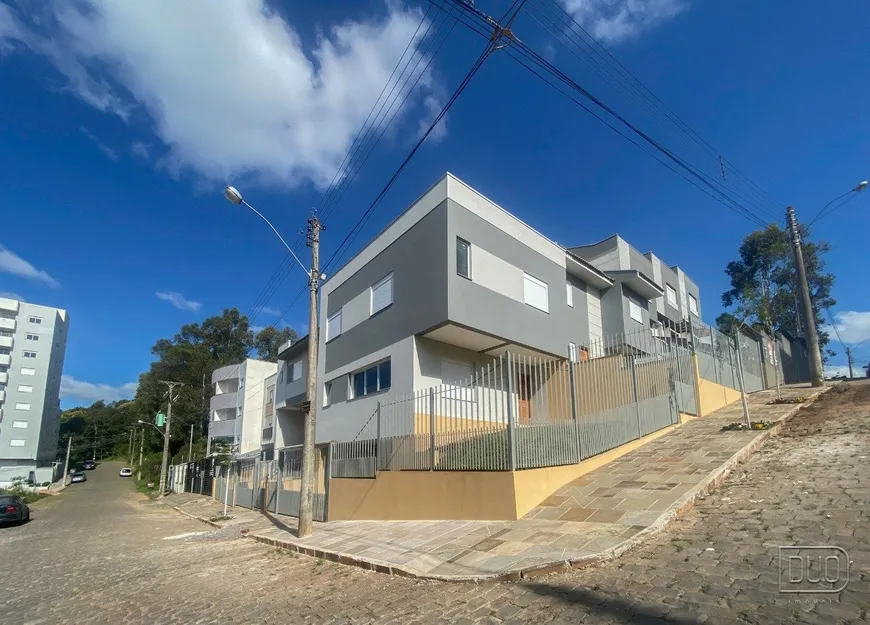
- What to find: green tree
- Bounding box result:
[253,326,298,362]
[718,224,835,361]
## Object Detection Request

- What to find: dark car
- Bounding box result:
[70,472,87,484]
[83,460,96,470]
[0,495,30,525]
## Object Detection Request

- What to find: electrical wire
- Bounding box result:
[439,0,770,228]
[808,192,859,227]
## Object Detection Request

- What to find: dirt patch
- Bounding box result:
[780,380,870,438]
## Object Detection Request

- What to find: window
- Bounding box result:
[350,360,391,399]
[327,310,342,341]
[14,402,31,411]
[28,316,42,324]
[689,294,699,316]
[370,273,394,316]
[523,273,549,313]
[267,388,274,404]
[12,421,28,429]
[278,369,284,384]
[23,350,37,358]
[666,285,678,308]
[456,238,471,279]
[566,282,574,307]
[291,360,303,382]
[20,367,35,376]
[568,342,578,362]
[17,385,33,393]
[323,381,332,407]
[25,333,39,341]
[628,298,643,323]
[10,439,26,447]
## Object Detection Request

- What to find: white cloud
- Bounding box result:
[156,291,202,312]
[256,306,280,317]
[61,375,138,403]
[560,0,686,43]
[0,291,24,301]
[251,325,267,334]
[130,141,149,159]
[0,244,60,288]
[824,365,853,379]
[80,126,118,160]
[824,310,870,346]
[0,0,442,188]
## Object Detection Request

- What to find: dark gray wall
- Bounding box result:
[658,264,683,321]
[628,247,655,281]
[324,201,449,372]
[684,276,702,320]
[568,237,618,264]
[447,199,589,357]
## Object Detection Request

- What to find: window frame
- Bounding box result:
[456,237,471,279]
[9,439,26,447]
[523,273,550,313]
[17,384,33,394]
[291,360,303,382]
[11,420,28,429]
[688,294,699,316]
[370,272,394,316]
[326,309,342,342]
[25,333,39,341]
[20,367,36,376]
[14,402,31,411]
[628,298,643,323]
[566,282,574,307]
[23,350,37,359]
[348,359,391,400]
[28,316,42,325]
[665,284,678,308]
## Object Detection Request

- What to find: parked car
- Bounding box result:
[0,495,30,526]
[83,460,96,470]
[119,468,133,477]
[70,472,87,483]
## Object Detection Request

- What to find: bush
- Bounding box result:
[4,479,47,504]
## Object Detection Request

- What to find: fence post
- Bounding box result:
[323,443,333,521]
[428,388,436,471]
[274,452,281,515]
[630,355,642,439]
[568,361,582,462]
[375,401,381,473]
[505,352,517,471]
[688,320,697,355]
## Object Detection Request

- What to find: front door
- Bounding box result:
[516,372,532,423]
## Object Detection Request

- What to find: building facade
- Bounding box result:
[314,174,706,444]
[0,297,69,485]
[207,358,276,456]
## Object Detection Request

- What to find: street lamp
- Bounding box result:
[808,180,868,226]
[138,419,167,439]
[224,186,310,278]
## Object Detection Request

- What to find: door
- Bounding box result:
[516,372,532,423]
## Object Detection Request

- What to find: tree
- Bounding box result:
[253,326,299,362]
[719,224,835,361]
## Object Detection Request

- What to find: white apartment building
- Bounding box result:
[0,297,69,486]
[207,358,277,457]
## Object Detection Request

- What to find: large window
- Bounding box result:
[689,294,699,316]
[628,298,643,323]
[23,350,37,359]
[666,285,678,308]
[25,333,39,341]
[523,273,549,313]
[350,360,391,399]
[566,282,574,307]
[291,360,303,382]
[456,238,471,278]
[323,381,332,407]
[370,273,394,316]
[326,310,342,341]
[28,316,42,324]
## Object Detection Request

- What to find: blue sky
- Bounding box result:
[0,0,868,407]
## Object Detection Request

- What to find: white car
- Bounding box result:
[119,468,133,477]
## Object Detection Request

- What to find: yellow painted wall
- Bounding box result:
[329,470,518,520]
[697,378,744,416]
[511,423,679,518]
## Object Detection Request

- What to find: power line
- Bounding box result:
[808,192,859,227]
[439,0,770,228]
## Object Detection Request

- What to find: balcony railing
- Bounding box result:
[0,371,7,385]
[0,298,18,313]
[208,419,236,438]
[209,392,237,411]
[0,354,10,366]
[0,336,13,349]
[0,318,15,331]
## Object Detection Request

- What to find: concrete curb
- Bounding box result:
[165,387,830,583]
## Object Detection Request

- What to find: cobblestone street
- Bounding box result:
[2,381,869,624]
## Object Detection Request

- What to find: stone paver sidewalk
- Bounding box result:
[169,383,826,580]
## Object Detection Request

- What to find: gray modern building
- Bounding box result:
[207,358,276,457]
[314,173,706,443]
[570,234,702,336]
[0,297,69,486]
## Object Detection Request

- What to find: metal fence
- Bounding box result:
[332,326,688,477]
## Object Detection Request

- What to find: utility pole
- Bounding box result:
[298,215,322,538]
[785,206,824,386]
[158,381,184,497]
[62,436,72,486]
[137,428,144,481]
[188,423,194,463]
[129,428,136,465]
[846,347,854,379]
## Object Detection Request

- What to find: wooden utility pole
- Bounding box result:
[298,215,322,537]
[785,206,824,386]
[158,381,184,496]
[62,436,73,486]
[137,428,145,481]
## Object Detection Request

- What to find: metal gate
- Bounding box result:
[184,458,216,496]
[276,444,329,521]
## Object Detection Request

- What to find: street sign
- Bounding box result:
[156,412,166,427]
